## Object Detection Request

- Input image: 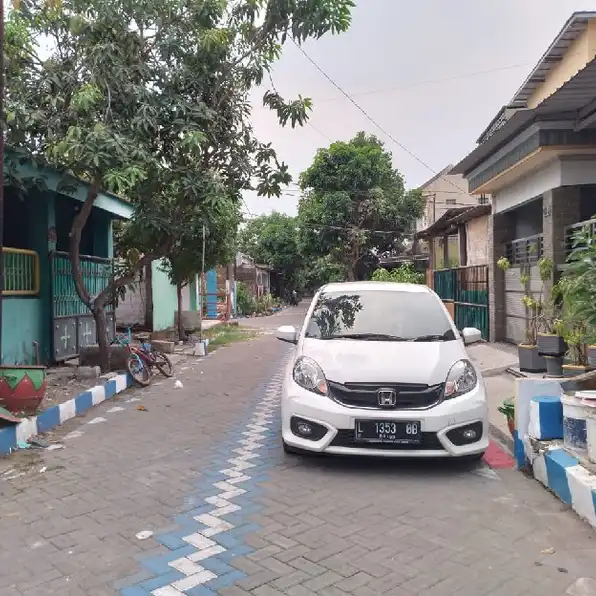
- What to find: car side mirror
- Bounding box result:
[276,325,298,344]
[462,327,482,345]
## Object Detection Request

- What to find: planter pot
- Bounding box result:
[588,346,596,368]
[562,364,592,378]
[561,393,588,451]
[537,333,567,357]
[0,365,47,415]
[518,344,546,373]
[544,355,564,378]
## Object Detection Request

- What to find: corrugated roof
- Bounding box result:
[509,11,596,108]
[453,55,596,176]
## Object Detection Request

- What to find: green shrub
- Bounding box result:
[236,281,256,315]
[370,264,424,284]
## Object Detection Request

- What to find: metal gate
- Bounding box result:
[433,265,489,340]
[504,235,543,344]
[50,251,116,361]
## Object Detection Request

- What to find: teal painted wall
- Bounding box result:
[151,259,178,331]
[1,297,44,365]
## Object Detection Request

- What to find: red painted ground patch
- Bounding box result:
[483,440,515,469]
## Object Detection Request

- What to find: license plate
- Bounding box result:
[355,420,422,444]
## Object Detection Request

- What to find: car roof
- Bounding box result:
[319,281,432,294]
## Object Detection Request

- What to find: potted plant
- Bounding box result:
[497,397,515,437]
[0,365,47,415]
[537,279,567,357]
[498,256,549,373]
[559,317,590,377]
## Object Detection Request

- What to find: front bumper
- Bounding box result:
[281,381,489,458]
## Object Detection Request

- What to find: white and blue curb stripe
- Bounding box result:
[528,395,563,441]
[0,372,133,455]
[118,357,288,596]
[530,444,596,529]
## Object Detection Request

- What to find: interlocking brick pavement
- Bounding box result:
[0,305,594,595]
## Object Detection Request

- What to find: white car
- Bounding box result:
[276,281,489,459]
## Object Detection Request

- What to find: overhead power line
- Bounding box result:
[292,40,470,195]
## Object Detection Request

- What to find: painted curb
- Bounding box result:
[0,372,133,456]
[489,421,514,453]
[528,441,596,529]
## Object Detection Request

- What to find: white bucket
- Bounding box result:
[193,341,206,357]
[561,393,588,452]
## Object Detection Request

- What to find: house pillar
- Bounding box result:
[442,235,449,268]
[458,225,467,267]
[542,186,581,288]
[488,212,514,342]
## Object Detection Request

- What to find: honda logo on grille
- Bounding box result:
[377,388,397,407]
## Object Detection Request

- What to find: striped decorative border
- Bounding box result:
[118,358,287,595]
[528,442,596,529]
[0,372,133,455]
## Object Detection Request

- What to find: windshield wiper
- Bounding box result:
[410,331,454,342]
[321,333,412,341]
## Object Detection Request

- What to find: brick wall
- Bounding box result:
[488,212,515,342]
[542,186,581,291]
[466,215,489,265]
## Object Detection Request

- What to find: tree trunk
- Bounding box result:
[177,282,185,342]
[69,182,99,310]
[346,262,356,281]
[92,304,110,373]
[144,264,153,330]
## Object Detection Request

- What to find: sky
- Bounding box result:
[243,0,595,218]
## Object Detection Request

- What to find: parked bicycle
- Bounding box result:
[111,331,174,387]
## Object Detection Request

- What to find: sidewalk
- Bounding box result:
[467,342,518,449]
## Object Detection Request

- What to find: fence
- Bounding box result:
[505,234,544,265]
[2,248,39,295]
[433,265,489,340]
[565,218,596,257]
[50,251,116,361]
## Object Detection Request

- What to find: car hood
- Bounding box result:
[299,337,468,385]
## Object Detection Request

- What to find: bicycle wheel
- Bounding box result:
[126,354,151,387]
[154,352,174,378]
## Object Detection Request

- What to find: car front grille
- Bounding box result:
[329,430,444,451]
[327,381,444,410]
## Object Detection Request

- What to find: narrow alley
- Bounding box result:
[0,306,594,596]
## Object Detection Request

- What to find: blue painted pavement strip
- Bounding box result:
[118,356,288,596]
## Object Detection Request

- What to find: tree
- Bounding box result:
[238,212,302,292]
[5,0,355,370]
[296,256,346,293]
[298,132,424,281]
[161,202,241,340]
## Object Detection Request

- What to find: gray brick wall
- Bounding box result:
[542,186,581,291]
[488,212,514,342]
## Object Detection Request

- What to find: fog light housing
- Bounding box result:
[290,416,327,441]
[446,422,483,446]
[297,422,312,436]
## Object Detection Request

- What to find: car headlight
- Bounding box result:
[292,356,328,395]
[444,359,477,399]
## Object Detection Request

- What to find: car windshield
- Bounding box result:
[304,289,456,341]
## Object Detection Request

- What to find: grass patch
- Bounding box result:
[201,325,259,349]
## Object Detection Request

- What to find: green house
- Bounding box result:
[3,151,133,365]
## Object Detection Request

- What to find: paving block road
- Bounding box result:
[0,306,595,596]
